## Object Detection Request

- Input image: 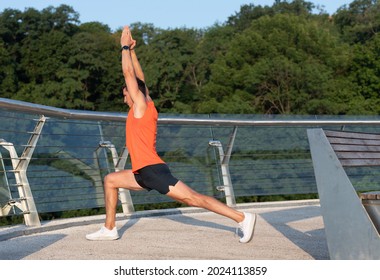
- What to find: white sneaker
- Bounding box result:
[238,212,257,243]
[86,226,119,241]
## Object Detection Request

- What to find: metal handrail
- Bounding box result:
[3,96,380,224]
[2,97,380,126]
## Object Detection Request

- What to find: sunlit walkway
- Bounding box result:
[0,200,328,260]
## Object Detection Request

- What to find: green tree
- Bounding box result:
[140,28,200,112]
[347,34,380,113]
[2,2,380,116]
[0,39,17,97]
[64,22,120,110]
[192,24,236,111]
[203,14,353,114]
[334,0,380,44]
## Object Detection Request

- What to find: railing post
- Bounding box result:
[0,115,47,227]
[98,141,135,214]
[0,151,11,216]
[209,126,238,207]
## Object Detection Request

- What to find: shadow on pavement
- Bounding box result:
[0,234,66,260]
[260,205,329,260]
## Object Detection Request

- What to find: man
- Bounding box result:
[86,26,256,243]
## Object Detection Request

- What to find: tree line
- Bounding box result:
[0,0,379,115]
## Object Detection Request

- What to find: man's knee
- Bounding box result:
[104,172,117,188]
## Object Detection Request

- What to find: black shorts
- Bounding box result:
[134,163,179,195]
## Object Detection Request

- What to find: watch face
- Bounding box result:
[123,45,129,50]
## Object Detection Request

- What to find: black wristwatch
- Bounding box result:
[121,45,130,51]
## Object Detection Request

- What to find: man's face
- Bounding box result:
[122,86,133,108]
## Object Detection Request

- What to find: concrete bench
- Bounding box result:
[307,129,380,259]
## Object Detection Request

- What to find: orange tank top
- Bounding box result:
[126,101,165,172]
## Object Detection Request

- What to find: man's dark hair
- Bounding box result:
[136,77,147,96]
[121,78,147,96]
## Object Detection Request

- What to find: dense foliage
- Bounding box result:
[1,0,380,115]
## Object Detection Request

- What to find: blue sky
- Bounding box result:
[0,0,353,31]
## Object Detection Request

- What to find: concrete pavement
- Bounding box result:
[0,200,329,260]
